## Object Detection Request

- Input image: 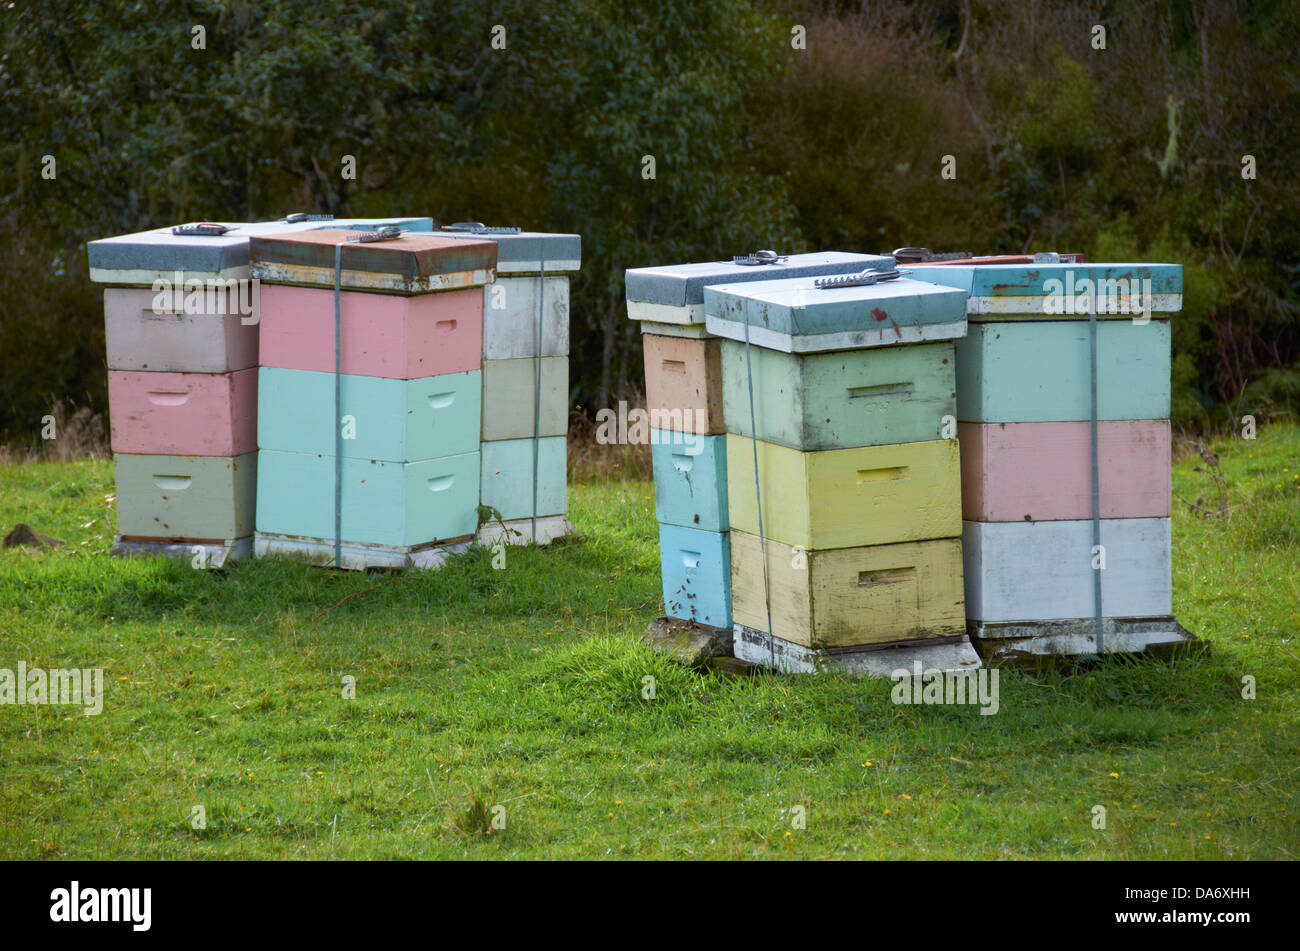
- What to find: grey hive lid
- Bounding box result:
[624,252,894,306]
[86,217,337,277]
[435,225,581,274]
[704,275,967,339]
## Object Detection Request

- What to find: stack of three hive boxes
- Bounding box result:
[88,218,580,568]
[87,215,423,566]
[628,253,980,672]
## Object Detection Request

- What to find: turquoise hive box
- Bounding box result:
[658,523,732,629]
[258,367,481,461]
[479,437,567,520]
[256,449,480,547]
[650,429,729,532]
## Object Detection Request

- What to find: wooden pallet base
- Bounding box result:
[733,624,981,677]
[112,535,253,567]
[255,532,471,570]
[968,616,1198,663]
[476,516,573,547]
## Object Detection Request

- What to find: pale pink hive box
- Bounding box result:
[257,284,482,379]
[109,368,258,456]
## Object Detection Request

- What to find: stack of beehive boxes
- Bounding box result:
[87,216,362,566]
[906,261,1188,659]
[436,225,581,546]
[249,229,497,569]
[624,252,897,632]
[702,271,981,673]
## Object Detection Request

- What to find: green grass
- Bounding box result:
[0,427,1297,860]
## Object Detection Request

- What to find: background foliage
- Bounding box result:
[2,0,1297,443]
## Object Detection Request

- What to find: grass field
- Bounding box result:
[1,426,1297,859]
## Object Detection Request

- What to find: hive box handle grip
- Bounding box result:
[152,475,192,490]
[680,550,701,569]
[858,567,915,586]
[428,475,455,492]
[147,391,189,406]
[428,392,455,409]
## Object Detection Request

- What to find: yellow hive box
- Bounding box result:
[729,530,966,648]
[726,435,962,550]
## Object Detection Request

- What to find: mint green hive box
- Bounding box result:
[955,320,1171,423]
[720,340,957,451]
[256,449,480,548]
[480,437,567,521]
[258,367,481,460]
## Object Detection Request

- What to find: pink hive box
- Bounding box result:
[959,419,1171,522]
[257,284,482,378]
[109,368,258,456]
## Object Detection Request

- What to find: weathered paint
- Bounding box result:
[955,320,1171,422]
[87,218,339,284]
[258,367,481,462]
[436,229,580,275]
[480,357,568,441]
[256,448,479,547]
[968,616,1193,661]
[249,230,497,295]
[650,429,728,532]
[104,286,258,372]
[625,252,892,308]
[702,276,967,354]
[112,535,254,566]
[726,435,963,550]
[633,318,712,339]
[959,419,1171,521]
[642,334,724,435]
[903,262,1184,320]
[658,523,731,628]
[734,624,981,676]
[482,276,570,359]
[258,284,483,379]
[729,530,966,648]
[476,515,573,547]
[720,339,957,451]
[479,436,567,520]
[255,532,470,571]
[114,452,257,541]
[109,368,257,457]
[962,517,1172,622]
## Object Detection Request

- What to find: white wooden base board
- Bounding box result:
[969,616,1195,661]
[704,315,968,354]
[112,535,253,568]
[255,532,472,570]
[476,516,573,547]
[734,624,981,677]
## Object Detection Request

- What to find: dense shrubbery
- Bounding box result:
[2,0,1296,441]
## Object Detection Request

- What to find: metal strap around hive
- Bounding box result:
[532,247,546,542]
[742,315,776,671]
[332,227,406,567]
[333,243,343,569]
[1089,307,1104,654]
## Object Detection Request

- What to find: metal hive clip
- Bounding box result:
[732,249,787,266]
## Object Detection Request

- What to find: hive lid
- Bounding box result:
[329,216,435,232]
[703,275,967,353]
[904,263,1183,318]
[625,252,894,307]
[87,218,334,281]
[436,225,581,274]
[248,229,497,295]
